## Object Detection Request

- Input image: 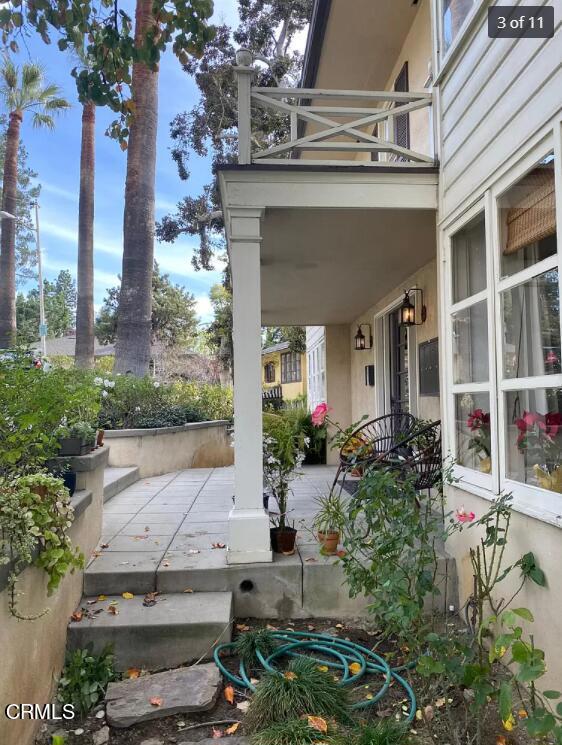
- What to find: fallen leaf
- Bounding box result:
[366,693,374,700]
[435,697,446,708]
[236,700,250,713]
[97,594,107,601]
[266,624,278,631]
[225,722,240,735]
[100,543,109,549]
[183,588,194,593]
[283,671,298,681]
[122,592,134,599]
[212,542,226,549]
[307,716,328,734]
[349,662,362,675]
[188,549,200,555]
[236,623,250,632]
[307,624,316,631]
[518,709,528,719]
[305,557,317,563]
[162,561,170,567]
[134,535,148,540]
[317,665,329,672]
[149,696,163,707]
[335,623,344,629]
[212,727,224,738]
[224,685,235,705]
[86,599,97,605]
[143,592,159,607]
[503,714,516,731]
[336,549,346,558]
[126,668,141,679]
[107,605,119,615]
[496,737,507,745]
[423,705,434,721]
[71,610,83,622]
[144,526,150,532]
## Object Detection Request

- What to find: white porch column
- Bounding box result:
[228,207,272,564]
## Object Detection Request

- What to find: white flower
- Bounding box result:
[135,406,141,412]
[153,381,160,388]
[94,377,103,386]
[104,379,115,388]
[101,390,109,398]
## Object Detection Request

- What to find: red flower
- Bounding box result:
[456,506,476,523]
[545,412,562,438]
[467,409,489,431]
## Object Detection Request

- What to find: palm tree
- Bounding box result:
[0,59,69,348]
[74,48,96,369]
[114,0,159,376]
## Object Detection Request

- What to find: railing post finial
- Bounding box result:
[234,49,254,164]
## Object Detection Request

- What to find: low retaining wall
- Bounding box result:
[0,448,107,745]
[105,420,234,477]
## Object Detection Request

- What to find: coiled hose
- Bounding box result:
[213,629,417,723]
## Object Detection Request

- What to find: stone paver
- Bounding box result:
[105,664,221,727]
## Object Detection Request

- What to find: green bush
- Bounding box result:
[245,657,352,733]
[57,646,116,717]
[250,718,339,745]
[0,352,100,476]
[97,374,233,430]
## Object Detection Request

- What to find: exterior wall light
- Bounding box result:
[400,288,427,327]
[354,323,373,351]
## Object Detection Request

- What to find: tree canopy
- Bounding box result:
[263,326,306,354]
[156,0,312,269]
[0,0,215,144]
[16,269,76,343]
[95,262,199,348]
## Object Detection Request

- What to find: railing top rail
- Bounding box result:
[251,87,432,102]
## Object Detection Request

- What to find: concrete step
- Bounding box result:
[103,466,140,503]
[67,592,233,671]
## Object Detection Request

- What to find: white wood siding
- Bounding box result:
[439,0,562,220]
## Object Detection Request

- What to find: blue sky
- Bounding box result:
[14,1,240,324]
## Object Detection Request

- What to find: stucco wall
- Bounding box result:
[350,258,440,424]
[105,421,234,477]
[325,325,352,465]
[446,485,562,689]
[0,451,107,745]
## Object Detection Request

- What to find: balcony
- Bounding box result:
[234,51,436,169]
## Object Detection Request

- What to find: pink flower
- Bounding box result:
[467,409,489,431]
[311,403,332,427]
[456,506,475,524]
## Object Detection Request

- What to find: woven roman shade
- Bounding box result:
[504,167,556,255]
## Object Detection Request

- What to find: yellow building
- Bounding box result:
[262,341,307,402]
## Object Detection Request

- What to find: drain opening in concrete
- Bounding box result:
[239,579,254,593]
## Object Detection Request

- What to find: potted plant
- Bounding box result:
[55,423,82,456]
[466,408,492,473]
[263,413,306,555]
[313,490,344,555]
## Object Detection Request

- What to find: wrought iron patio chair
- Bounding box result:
[331,411,417,495]
[379,419,442,492]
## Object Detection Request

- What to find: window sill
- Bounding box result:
[433,0,490,86]
[448,476,562,529]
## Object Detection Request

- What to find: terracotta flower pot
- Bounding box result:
[270,526,297,555]
[30,485,48,498]
[318,530,340,555]
[97,429,105,447]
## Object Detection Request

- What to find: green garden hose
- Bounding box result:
[213,629,417,724]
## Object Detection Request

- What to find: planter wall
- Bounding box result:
[104,420,234,478]
[0,448,108,745]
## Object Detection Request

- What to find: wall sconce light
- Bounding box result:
[354,323,373,351]
[399,288,427,327]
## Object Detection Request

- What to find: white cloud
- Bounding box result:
[41,219,123,258]
[41,182,78,203]
[195,294,213,322]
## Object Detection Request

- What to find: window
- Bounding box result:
[449,212,492,479]
[389,309,409,412]
[264,361,275,383]
[498,157,559,494]
[446,150,561,512]
[281,351,302,383]
[441,0,476,55]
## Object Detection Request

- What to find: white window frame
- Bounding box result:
[432,0,487,81]
[444,131,562,526]
[445,196,498,492]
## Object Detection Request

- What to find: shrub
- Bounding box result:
[234,629,278,667]
[350,721,408,745]
[57,646,116,717]
[250,718,340,745]
[244,656,352,733]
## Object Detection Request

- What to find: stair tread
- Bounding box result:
[70,591,233,629]
[103,466,139,486]
[103,466,140,503]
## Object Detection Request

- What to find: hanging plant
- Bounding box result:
[0,474,84,620]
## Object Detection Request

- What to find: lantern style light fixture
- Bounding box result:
[399,288,427,327]
[354,323,373,351]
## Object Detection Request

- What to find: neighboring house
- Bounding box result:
[262,341,307,401]
[32,331,114,359]
[219,0,561,685]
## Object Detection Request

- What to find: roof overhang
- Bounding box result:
[218,164,438,326]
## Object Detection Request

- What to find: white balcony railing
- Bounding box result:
[234,50,436,168]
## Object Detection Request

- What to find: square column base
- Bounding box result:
[227,507,272,564]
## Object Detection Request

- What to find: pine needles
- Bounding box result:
[244,656,352,733]
[250,718,339,745]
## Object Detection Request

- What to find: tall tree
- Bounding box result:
[113,0,159,375]
[75,96,96,368]
[0,59,69,348]
[263,326,306,353]
[96,262,199,349]
[16,270,77,344]
[0,116,41,284]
